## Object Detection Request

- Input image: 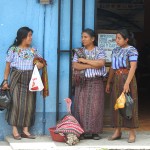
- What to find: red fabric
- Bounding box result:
[55,114,84,137]
[55,98,84,137]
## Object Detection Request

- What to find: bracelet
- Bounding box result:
[2,82,8,86]
[3,80,8,84]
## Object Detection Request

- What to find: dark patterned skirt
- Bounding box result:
[110,73,139,128]
[73,77,104,134]
[6,68,36,127]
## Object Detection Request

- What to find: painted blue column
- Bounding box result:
[85,0,95,29]
[58,0,71,118]
[41,1,59,133]
[58,0,95,118]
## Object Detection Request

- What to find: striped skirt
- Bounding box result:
[110,73,139,128]
[73,77,104,134]
[6,68,36,127]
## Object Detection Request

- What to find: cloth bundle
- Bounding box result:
[55,98,84,146]
[72,48,86,86]
[55,114,84,137]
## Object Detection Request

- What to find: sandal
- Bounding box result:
[108,133,122,141]
[12,134,21,140]
[127,136,136,143]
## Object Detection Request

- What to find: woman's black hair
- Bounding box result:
[10,27,33,47]
[82,28,97,46]
[117,28,136,47]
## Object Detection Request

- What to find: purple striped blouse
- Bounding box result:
[111,46,138,69]
[73,46,107,78]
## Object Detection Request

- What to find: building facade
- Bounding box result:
[0,0,95,140]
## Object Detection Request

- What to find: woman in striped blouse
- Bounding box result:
[106,28,138,143]
[72,28,106,140]
[2,27,43,140]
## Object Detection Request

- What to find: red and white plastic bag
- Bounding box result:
[29,65,44,91]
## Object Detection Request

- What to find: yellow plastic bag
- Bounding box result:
[114,92,126,110]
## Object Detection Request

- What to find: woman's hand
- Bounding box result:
[123,83,130,93]
[2,83,9,90]
[78,58,87,64]
[36,62,44,69]
[105,83,110,93]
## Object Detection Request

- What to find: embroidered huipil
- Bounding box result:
[6,46,42,70]
[73,46,107,78]
[111,46,138,69]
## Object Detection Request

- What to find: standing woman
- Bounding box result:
[2,27,44,140]
[72,28,106,140]
[105,28,138,143]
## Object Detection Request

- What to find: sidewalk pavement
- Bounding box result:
[0,131,150,150]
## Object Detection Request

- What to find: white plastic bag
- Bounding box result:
[29,65,44,91]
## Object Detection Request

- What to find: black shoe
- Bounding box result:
[84,133,92,139]
[79,134,85,140]
[92,134,100,140]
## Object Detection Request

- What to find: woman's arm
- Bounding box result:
[123,62,137,93]
[105,67,115,93]
[107,67,115,84]
[3,62,11,89]
[4,62,10,80]
[72,62,95,70]
[78,58,105,69]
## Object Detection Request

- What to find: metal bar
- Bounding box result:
[56,0,61,121]
[42,4,46,135]
[94,0,97,31]
[58,50,70,52]
[69,0,73,98]
[82,0,85,30]
[42,97,46,135]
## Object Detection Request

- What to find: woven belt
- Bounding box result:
[115,68,129,75]
[85,76,102,81]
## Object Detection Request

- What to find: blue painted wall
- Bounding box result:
[0,0,95,140]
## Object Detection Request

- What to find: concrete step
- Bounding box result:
[0,141,12,150]
[5,136,55,150]
[4,132,150,150]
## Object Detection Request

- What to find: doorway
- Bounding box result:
[96,0,150,130]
